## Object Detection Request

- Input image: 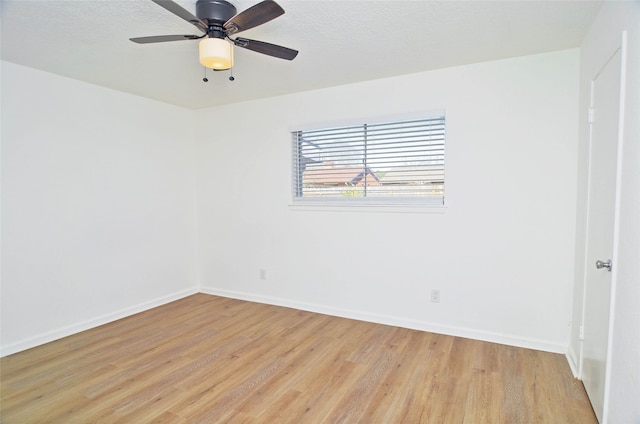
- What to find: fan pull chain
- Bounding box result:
[201,66,235,82]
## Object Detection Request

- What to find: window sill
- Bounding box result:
[288,202,447,214]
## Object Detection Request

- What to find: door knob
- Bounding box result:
[595,259,612,272]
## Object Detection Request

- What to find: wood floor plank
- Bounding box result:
[0,294,597,423]
[360,329,436,423]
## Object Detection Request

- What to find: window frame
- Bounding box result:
[290,113,447,209]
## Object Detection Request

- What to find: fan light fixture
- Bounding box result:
[199,37,233,70]
[130,0,299,78]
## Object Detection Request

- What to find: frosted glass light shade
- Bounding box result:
[199,38,233,70]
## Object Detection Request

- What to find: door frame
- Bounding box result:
[577,30,628,423]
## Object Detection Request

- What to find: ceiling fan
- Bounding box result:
[130,0,298,72]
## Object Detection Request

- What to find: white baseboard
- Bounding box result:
[566,344,581,378]
[200,287,567,354]
[3,286,568,358]
[0,288,198,357]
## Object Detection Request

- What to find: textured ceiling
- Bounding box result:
[1,0,603,109]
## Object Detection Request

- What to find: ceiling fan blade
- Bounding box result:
[224,0,284,34]
[151,0,207,33]
[234,37,298,60]
[130,34,201,44]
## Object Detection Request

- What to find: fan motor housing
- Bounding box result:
[196,0,237,25]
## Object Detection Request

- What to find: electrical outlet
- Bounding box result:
[259,269,266,280]
[430,289,440,303]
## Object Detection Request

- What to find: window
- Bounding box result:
[292,115,445,205]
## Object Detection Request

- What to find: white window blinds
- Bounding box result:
[292,116,445,204]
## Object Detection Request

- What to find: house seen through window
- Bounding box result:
[292,115,445,204]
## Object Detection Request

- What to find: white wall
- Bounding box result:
[1,62,199,356]
[569,2,640,422]
[195,50,580,353]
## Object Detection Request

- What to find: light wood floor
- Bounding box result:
[1,294,596,423]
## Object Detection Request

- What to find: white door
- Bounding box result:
[581,47,622,423]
